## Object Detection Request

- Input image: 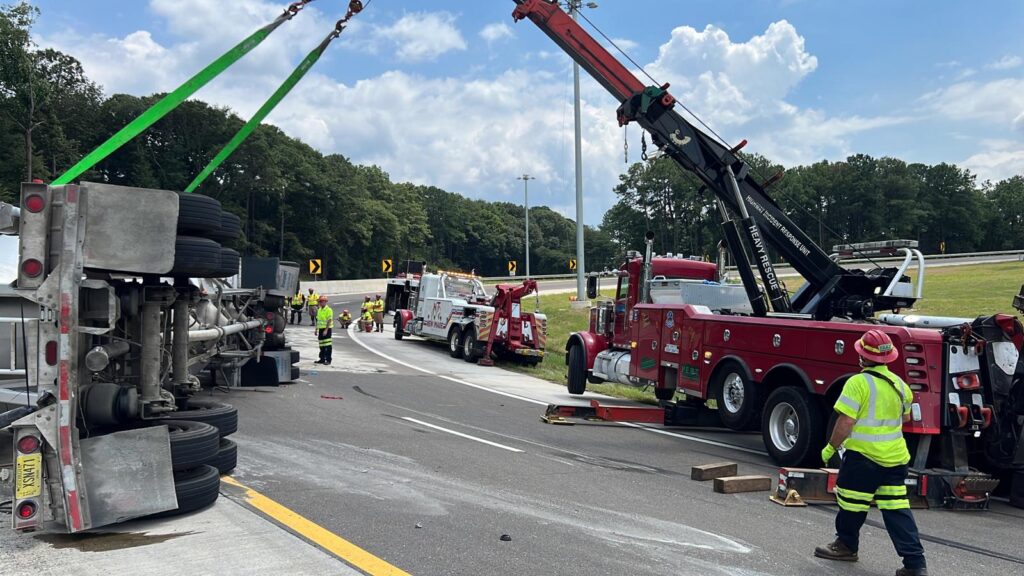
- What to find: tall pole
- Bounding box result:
[518,174,535,277]
[279,189,286,259]
[570,1,587,302]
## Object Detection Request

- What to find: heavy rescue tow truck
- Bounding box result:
[512,0,1024,507]
[394,271,547,366]
[0,182,299,533]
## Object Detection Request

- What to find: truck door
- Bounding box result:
[630,307,662,383]
[674,308,705,397]
[612,274,631,348]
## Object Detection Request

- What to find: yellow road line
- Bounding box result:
[222,476,411,576]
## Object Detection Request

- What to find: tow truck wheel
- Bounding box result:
[567,344,587,395]
[713,362,761,431]
[462,326,479,363]
[762,386,824,467]
[448,327,464,358]
[654,386,676,401]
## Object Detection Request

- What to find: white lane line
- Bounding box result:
[401,417,524,453]
[347,324,548,406]
[349,324,767,457]
[622,423,769,456]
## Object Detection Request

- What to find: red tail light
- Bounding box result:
[17,435,40,454]
[23,194,45,213]
[264,326,273,334]
[45,340,58,366]
[21,259,43,278]
[955,373,980,390]
[17,502,37,519]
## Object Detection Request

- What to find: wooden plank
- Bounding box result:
[690,462,738,481]
[714,475,773,494]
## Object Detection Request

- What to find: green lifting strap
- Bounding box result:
[185,32,337,193]
[51,7,307,186]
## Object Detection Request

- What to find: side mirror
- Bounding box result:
[586,275,599,299]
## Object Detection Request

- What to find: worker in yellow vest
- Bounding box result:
[289,290,306,325]
[372,294,385,332]
[314,295,333,365]
[815,329,926,575]
[338,309,352,329]
[306,288,320,326]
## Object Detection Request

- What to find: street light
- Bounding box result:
[563,0,598,304]
[517,174,535,278]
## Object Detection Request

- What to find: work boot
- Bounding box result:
[814,539,858,562]
[895,568,928,576]
[313,359,324,365]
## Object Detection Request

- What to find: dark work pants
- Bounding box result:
[318,329,332,363]
[835,450,926,569]
[289,306,303,324]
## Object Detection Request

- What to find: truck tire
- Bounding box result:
[567,344,587,395]
[161,420,221,472]
[151,465,221,518]
[213,438,237,474]
[713,362,761,431]
[209,211,242,242]
[160,399,238,438]
[762,386,824,467]
[177,193,222,235]
[448,327,464,358]
[215,248,240,278]
[170,236,222,278]
[462,326,479,363]
[394,315,404,340]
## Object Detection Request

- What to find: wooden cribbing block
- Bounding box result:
[690,462,738,481]
[714,475,773,494]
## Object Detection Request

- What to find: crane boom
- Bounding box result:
[512,0,915,320]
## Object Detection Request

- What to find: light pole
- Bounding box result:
[517,174,535,277]
[565,0,598,304]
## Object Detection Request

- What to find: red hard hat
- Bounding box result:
[854,329,898,364]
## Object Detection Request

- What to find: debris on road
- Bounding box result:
[320,395,344,400]
[500,534,512,542]
[691,462,738,481]
[713,475,773,494]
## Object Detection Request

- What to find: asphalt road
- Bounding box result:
[218,317,1024,576]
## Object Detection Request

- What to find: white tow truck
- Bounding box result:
[0,181,298,533]
[393,271,547,365]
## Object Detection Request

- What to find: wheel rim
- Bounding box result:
[463,332,474,356]
[449,331,458,352]
[722,373,745,414]
[769,401,800,452]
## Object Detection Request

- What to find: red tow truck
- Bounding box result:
[513,0,1024,508]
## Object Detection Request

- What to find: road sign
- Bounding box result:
[382,259,393,273]
[569,258,577,271]
[508,260,517,275]
[309,259,322,275]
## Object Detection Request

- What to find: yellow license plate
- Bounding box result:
[15,453,42,499]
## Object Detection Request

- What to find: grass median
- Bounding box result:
[498,261,1024,402]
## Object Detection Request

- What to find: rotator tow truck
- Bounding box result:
[512,0,1024,508]
[393,271,547,366]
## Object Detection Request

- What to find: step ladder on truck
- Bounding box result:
[511,0,1024,510]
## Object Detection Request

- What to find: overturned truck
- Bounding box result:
[0,182,298,532]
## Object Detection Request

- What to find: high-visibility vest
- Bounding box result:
[362,310,373,322]
[833,366,913,467]
[373,299,385,313]
[361,301,372,313]
[316,306,334,330]
[308,292,319,305]
[291,294,305,306]
[339,312,351,321]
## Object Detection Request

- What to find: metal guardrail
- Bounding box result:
[480,249,1024,282]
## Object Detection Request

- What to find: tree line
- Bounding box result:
[3,3,1021,281]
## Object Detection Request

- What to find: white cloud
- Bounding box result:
[479,22,514,45]
[961,144,1024,183]
[922,78,1024,129]
[987,55,1022,71]
[376,12,466,62]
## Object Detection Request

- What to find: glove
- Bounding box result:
[821,444,836,466]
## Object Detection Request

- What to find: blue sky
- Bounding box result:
[22,0,1024,226]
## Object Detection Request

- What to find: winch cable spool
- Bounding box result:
[186,0,367,193]
[50,0,321,186]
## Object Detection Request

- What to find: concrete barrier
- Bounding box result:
[301,278,387,296]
